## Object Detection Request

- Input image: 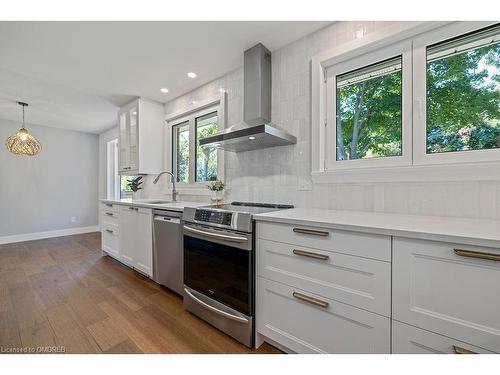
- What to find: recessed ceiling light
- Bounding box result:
[249,136,256,140]
[132,111,137,115]
[160,88,169,93]
[218,87,226,93]
[187,72,197,79]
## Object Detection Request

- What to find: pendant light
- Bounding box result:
[5,102,41,156]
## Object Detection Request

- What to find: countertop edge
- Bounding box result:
[99,199,205,212]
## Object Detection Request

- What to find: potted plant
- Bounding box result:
[127,176,144,200]
[207,180,225,204]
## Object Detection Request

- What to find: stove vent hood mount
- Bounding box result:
[199,43,297,152]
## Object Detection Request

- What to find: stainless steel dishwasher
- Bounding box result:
[152,209,183,295]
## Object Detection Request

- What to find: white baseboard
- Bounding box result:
[0,225,100,245]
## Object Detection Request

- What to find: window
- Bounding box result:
[195,112,218,182]
[413,22,500,166]
[336,57,403,161]
[426,26,500,154]
[172,121,190,183]
[167,96,225,186]
[313,22,500,181]
[324,40,412,170]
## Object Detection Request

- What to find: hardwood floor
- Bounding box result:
[0,233,281,354]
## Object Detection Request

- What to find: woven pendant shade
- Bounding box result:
[5,128,42,155]
[5,102,41,156]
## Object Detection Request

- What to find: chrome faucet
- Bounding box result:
[153,171,178,202]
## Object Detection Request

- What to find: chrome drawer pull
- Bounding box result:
[105,203,113,207]
[452,345,477,354]
[128,206,136,210]
[293,249,329,261]
[453,248,500,262]
[292,292,329,308]
[105,212,114,216]
[293,228,329,237]
[105,229,113,234]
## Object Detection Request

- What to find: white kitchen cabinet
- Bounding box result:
[119,205,137,266]
[118,205,153,277]
[134,208,154,276]
[256,221,391,353]
[101,223,120,260]
[101,203,120,260]
[257,238,391,317]
[392,320,495,354]
[393,237,500,353]
[257,277,390,353]
[118,98,164,175]
[257,221,391,262]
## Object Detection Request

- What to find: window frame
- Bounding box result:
[325,40,413,170]
[165,93,226,190]
[413,22,500,166]
[311,21,500,183]
[194,111,219,182]
[171,120,190,184]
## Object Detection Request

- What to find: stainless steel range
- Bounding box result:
[182,202,293,347]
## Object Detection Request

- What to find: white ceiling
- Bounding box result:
[0,21,330,134]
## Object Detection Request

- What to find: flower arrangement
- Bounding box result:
[207,180,225,204]
[207,180,225,192]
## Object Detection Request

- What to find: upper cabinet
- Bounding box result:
[118,98,164,175]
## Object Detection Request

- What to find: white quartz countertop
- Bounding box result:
[100,198,206,212]
[254,208,500,248]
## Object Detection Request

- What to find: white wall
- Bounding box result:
[0,118,99,238]
[160,21,500,220]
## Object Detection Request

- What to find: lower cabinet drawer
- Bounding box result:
[102,224,119,259]
[257,239,391,317]
[393,237,500,353]
[101,202,118,213]
[392,320,495,354]
[257,222,391,261]
[256,277,390,353]
[101,210,119,226]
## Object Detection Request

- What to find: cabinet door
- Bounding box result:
[118,111,130,172]
[134,207,153,277]
[392,320,495,354]
[393,237,500,353]
[119,206,137,266]
[128,106,139,171]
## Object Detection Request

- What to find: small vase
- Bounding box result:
[210,190,224,205]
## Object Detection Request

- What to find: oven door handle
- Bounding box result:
[183,225,248,243]
[184,288,249,323]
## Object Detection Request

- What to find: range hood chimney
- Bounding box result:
[199,43,296,152]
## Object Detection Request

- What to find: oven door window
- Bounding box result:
[184,235,251,315]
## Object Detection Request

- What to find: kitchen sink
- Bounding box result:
[133,199,172,204]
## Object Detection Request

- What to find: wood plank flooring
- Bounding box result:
[0,233,281,354]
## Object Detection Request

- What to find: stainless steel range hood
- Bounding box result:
[199,43,296,152]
